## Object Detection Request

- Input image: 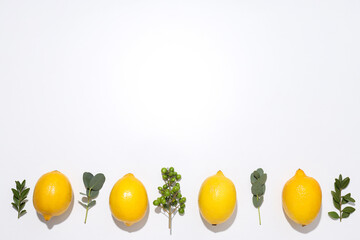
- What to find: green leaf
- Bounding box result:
[78,201,87,209]
[333,199,340,210]
[331,191,340,203]
[13,197,19,206]
[11,202,18,211]
[253,195,263,208]
[257,174,267,185]
[251,184,261,195]
[256,168,264,176]
[341,177,350,189]
[89,173,105,191]
[259,184,265,196]
[254,171,260,179]
[339,174,343,182]
[343,206,355,214]
[15,181,21,190]
[88,200,96,208]
[19,210,27,217]
[83,172,93,188]
[250,173,257,184]
[335,179,341,190]
[88,189,99,198]
[342,193,355,203]
[343,193,351,199]
[20,180,26,191]
[342,212,350,218]
[342,198,349,204]
[328,211,340,219]
[80,192,87,196]
[335,184,340,193]
[12,188,19,199]
[252,184,265,196]
[19,202,26,211]
[21,188,30,199]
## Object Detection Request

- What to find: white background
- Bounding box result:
[1,0,360,239]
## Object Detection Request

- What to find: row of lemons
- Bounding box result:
[32,169,321,227]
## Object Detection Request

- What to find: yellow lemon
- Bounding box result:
[33,170,73,221]
[282,169,322,226]
[109,173,148,226]
[198,170,236,225]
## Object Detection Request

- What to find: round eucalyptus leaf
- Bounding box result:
[89,173,106,191]
[252,195,264,208]
[83,172,94,188]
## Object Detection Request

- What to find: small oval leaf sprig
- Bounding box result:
[79,172,106,224]
[11,180,30,219]
[328,174,356,221]
[153,167,186,235]
[250,168,267,225]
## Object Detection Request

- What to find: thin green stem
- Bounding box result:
[257,195,261,225]
[85,206,89,224]
[84,190,91,224]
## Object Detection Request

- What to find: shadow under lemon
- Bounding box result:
[283,205,322,234]
[36,193,74,229]
[111,201,149,232]
[200,201,238,233]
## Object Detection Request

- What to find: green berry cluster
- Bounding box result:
[153,167,186,234]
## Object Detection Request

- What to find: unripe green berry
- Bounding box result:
[169,167,174,172]
[161,168,167,174]
[178,208,185,214]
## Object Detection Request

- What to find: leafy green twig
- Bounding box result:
[11,180,30,219]
[153,167,186,235]
[250,168,267,225]
[328,174,356,222]
[79,172,106,224]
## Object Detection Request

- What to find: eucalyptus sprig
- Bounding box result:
[250,168,267,225]
[328,174,356,222]
[79,172,106,224]
[153,167,186,235]
[11,180,30,219]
